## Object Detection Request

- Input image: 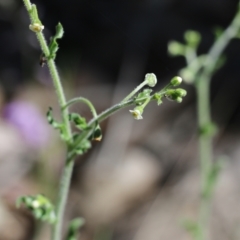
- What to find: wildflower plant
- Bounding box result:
[168,3,240,240]
[19,0,187,239]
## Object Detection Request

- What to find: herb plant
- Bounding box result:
[19,1,187,239]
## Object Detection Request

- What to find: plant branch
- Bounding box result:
[194,5,240,240]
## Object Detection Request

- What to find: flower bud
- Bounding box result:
[168,41,185,56]
[145,73,157,87]
[175,97,183,103]
[175,88,187,97]
[170,76,182,86]
[184,30,201,48]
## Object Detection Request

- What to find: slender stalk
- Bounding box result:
[194,5,240,240]
[121,80,148,103]
[195,78,212,240]
[63,97,98,118]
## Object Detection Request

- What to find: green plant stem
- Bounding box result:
[121,80,148,103]
[194,5,240,240]
[63,97,98,118]
[23,0,32,11]
[67,91,168,161]
[195,78,212,240]
[22,1,73,239]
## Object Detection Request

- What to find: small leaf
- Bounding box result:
[47,107,68,141]
[182,219,200,239]
[47,107,61,129]
[69,113,88,130]
[198,122,217,137]
[74,139,92,155]
[48,23,64,59]
[65,217,85,240]
[55,22,64,39]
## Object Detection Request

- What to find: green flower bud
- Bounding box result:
[170,76,182,86]
[179,68,195,84]
[145,73,157,87]
[168,41,185,56]
[29,23,44,33]
[175,97,183,103]
[175,88,187,97]
[184,30,201,48]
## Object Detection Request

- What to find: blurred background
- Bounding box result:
[0,0,240,239]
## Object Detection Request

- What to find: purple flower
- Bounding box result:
[3,100,50,149]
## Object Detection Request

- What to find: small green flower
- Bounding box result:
[129,108,143,120]
[145,73,157,87]
[29,23,44,32]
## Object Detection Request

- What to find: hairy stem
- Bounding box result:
[22,1,73,239]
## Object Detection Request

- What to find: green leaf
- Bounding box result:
[203,159,224,198]
[182,219,200,239]
[47,107,68,141]
[68,113,88,130]
[65,217,85,240]
[48,23,64,59]
[55,22,64,39]
[74,139,92,155]
[47,107,62,129]
[198,122,217,137]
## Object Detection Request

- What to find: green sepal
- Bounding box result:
[65,217,85,240]
[153,93,163,105]
[48,23,64,59]
[16,194,56,224]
